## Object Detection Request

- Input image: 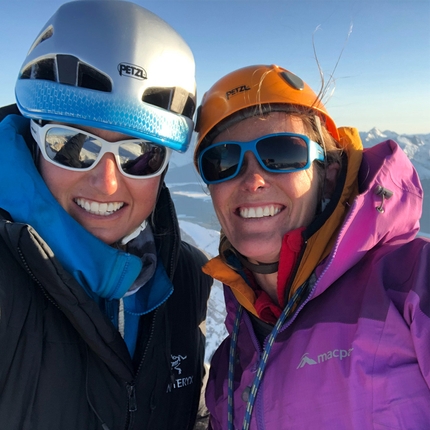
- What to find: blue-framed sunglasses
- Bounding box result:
[198,132,325,185]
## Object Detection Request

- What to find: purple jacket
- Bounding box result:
[205,136,430,429]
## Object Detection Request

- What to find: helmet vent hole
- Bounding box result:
[180,93,196,120]
[20,58,56,82]
[143,87,196,119]
[19,56,112,93]
[78,63,112,93]
[39,27,54,44]
[27,25,54,56]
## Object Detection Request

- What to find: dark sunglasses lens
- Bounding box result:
[202,144,242,182]
[119,142,166,176]
[45,128,100,168]
[257,135,309,170]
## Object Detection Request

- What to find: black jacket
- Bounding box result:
[0,106,212,429]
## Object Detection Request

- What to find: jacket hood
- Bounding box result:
[203,126,423,315]
[314,136,423,295]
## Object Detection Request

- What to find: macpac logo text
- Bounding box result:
[118,63,147,80]
[226,85,251,100]
[297,348,354,369]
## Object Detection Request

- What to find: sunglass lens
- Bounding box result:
[202,144,241,182]
[119,142,166,176]
[257,135,308,171]
[45,128,99,168]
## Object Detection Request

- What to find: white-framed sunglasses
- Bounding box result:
[30,120,171,179]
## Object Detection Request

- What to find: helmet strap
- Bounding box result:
[236,251,279,275]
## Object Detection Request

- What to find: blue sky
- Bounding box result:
[0,0,429,134]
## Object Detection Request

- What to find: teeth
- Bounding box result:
[75,198,124,216]
[239,205,281,219]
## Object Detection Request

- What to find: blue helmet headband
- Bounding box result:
[16,79,193,153]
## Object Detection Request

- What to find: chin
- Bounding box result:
[89,231,119,245]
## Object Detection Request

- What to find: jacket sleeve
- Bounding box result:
[401,238,430,387]
[382,237,430,388]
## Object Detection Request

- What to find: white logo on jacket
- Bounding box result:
[297,348,354,369]
[166,354,194,392]
[171,354,187,374]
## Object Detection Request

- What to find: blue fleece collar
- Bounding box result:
[0,115,142,300]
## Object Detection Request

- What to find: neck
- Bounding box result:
[235,251,280,303]
[254,271,279,305]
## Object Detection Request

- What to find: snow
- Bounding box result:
[177,220,227,363]
[179,220,220,257]
[172,190,212,201]
[360,129,430,180]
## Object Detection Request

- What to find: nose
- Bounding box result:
[239,152,269,191]
[89,153,119,195]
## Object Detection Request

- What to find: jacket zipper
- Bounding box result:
[124,192,177,428]
[126,383,137,412]
[124,308,159,430]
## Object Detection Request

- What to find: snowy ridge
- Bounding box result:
[360,128,430,179]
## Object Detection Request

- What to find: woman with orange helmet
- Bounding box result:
[194,64,430,429]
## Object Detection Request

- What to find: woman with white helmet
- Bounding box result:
[0,1,211,429]
[194,64,430,429]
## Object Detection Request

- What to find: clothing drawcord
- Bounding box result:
[118,298,125,339]
[227,282,308,430]
[85,345,111,430]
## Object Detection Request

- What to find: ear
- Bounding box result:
[323,162,340,199]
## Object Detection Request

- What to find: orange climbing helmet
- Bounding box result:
[194,64,339,167]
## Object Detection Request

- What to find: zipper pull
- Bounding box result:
[126,383,137,412]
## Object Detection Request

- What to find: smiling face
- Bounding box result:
[39,125,161,245]
[209,112,322,264]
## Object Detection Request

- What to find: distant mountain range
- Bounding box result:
[360,128,430,179]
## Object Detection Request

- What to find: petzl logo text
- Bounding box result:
[226,85,251,100]
[118,63,147,80]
